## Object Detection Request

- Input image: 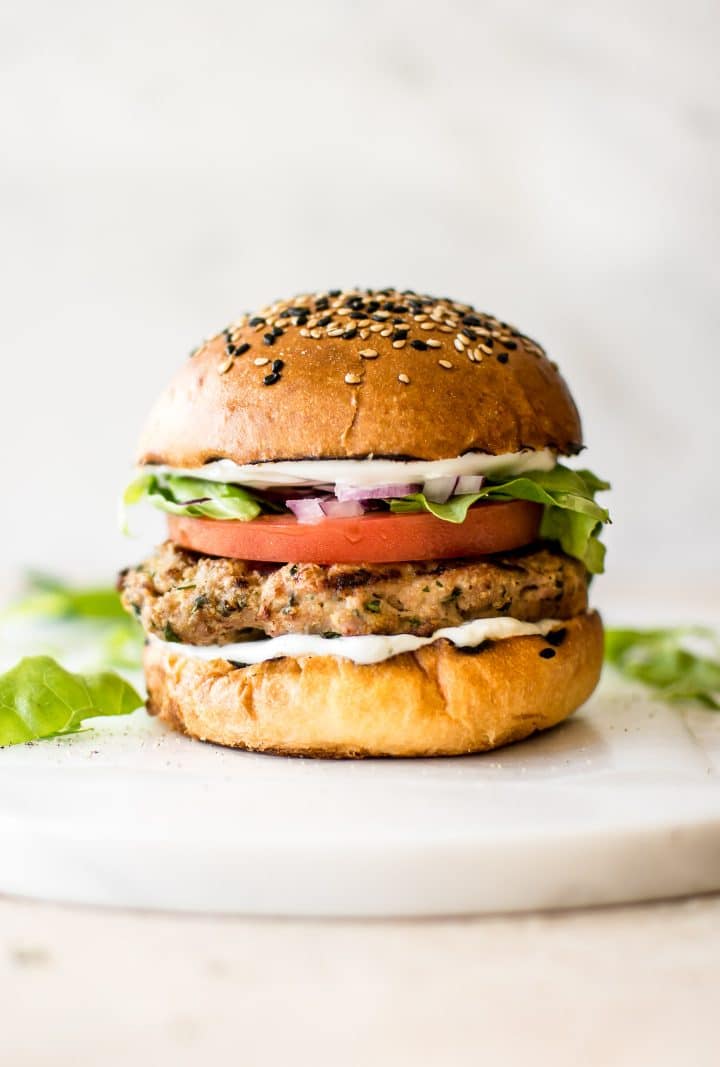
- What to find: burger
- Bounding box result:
[119,287,610,757]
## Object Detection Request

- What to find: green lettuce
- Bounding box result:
[390,465,610,573]
[0,656,143,746]
[123,472,267,523]
[2,574,144,671]
[604,627,720,710]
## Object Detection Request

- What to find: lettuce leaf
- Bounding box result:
[2,574,145,670]
[390,465,610,573]
[5,572,128,622]
[604,627,720,709]
[123,472,265,522]
[0,656,144,746]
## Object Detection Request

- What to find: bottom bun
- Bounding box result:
[143,611,603,758]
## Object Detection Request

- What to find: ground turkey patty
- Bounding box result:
[119,541,588,645]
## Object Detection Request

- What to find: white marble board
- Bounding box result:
[1,672,719,916]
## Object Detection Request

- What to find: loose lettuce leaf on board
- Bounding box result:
[0,656,144,746]
[604,627,720,710]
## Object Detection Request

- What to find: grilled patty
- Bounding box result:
[119,541,588,646]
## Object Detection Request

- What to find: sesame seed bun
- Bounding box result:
[142,612,603,758]
[138,288,582,466]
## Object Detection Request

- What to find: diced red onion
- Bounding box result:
[335,482,421,501]
[455,475,484,494]
[286,497,366,523]
[422,476,458,503]
[286,497,327,524]
[320,499,365,518]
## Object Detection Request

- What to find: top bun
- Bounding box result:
[138,288,582,466]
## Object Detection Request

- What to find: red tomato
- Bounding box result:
[167,500,541,564]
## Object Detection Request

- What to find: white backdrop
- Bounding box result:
[1,0,718,594]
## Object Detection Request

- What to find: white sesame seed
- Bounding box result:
[217,357,234,374]
[413,314,428,322]
[344,372,363,385]
[479,343,493,354]
[398,373,410,384]
[369,323,384,333]
[393,339,407,349]
[254,356,270,366]
[310,329,322,339]
[453,338,465,352]
[299,328,310,337]
[438,359,453,369]
[380,328,392,337]
[426,338,442,348]
[359,349,378,359]
[420,322,434,331]
[327,328,344,337]
[439,326,453,333]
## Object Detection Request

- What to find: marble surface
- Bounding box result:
[2,674,720,915]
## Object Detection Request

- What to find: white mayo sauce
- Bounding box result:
[151,616,564,667]
[144,449,556,490]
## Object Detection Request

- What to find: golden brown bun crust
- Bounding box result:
[143,612,603,758]
[138,288,582,466]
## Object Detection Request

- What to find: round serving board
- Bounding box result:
[2,673,720,916]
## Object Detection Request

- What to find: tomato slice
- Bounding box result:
[167,500,541,564]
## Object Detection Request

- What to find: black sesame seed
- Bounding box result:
[461,327,476,341]
[372,313,389,321]
[263,372,280,385]
[411,339,428,350]
[392,329,408,341]
[463,314,482,326]
[236,342,250,356]
[272,325,284,336]
[545,628,567,647]
[497,353,509,364]
[505,341,517,350]
[539,647,556,659]
[343,327,358,340]
[249,316,265,327]
[366,301,380,313]
[263,333,276,346]
[272,359,284,372]
[328,289,341,297]
[225,344,236,355]
[485,337,494,348]
[349,311,366,320]
[294,315,308,327]
[316,315,332,327]
[279,309,292,318]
